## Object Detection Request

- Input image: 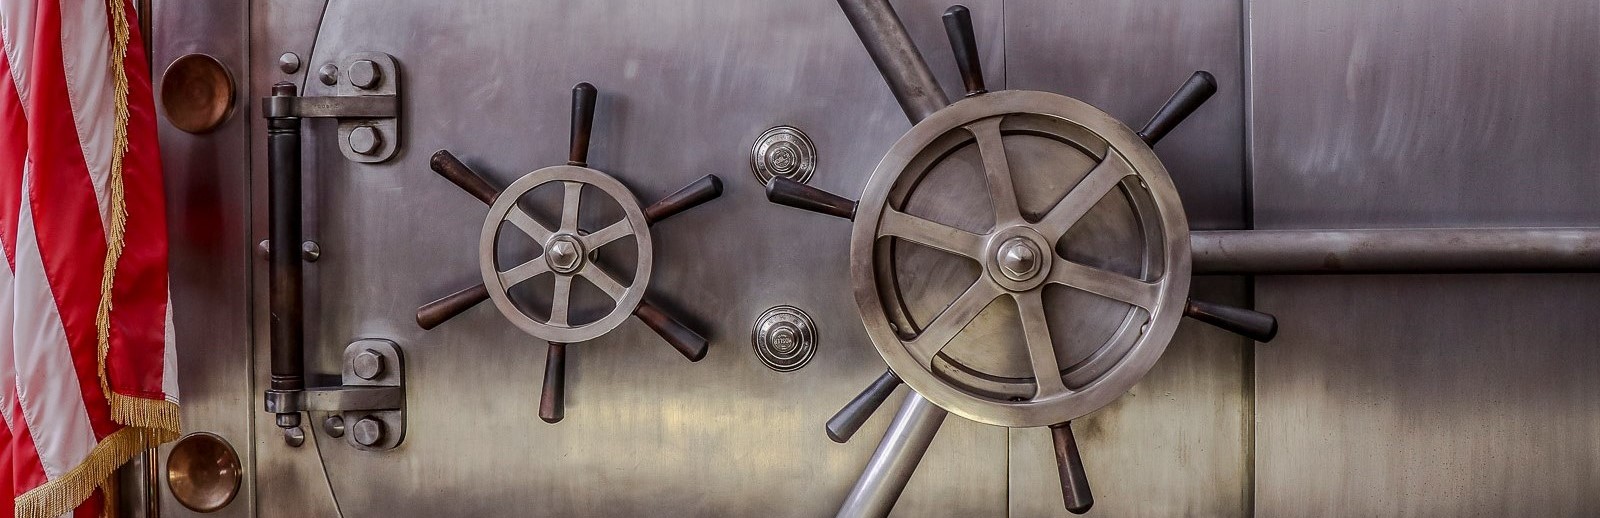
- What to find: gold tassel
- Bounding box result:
[15,0,182,515]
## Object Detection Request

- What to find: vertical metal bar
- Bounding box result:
[836,0,950,124]
[267,82,305,429]
[836,392,948,518]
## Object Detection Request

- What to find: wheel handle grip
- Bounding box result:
[644,174,724,225]
[826,369,903,443]
[540,342,567,424]
[1184,298,1279,342]
[1050,422,1094,514]
[634,300,709,362]
[942,5,986,96]
[415,283,490,330]
[430,150,499,205]
[1137,71,1217,146]
[765,177,857,220]
[569,82,598,166]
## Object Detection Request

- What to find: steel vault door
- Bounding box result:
[146,0,1598,517]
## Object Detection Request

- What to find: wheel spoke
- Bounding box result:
[880,209,986,260]
[506,206,555,244]
[580,264,628,302]
[581,219,633,250]
[1016,291,1070,399]
[549,275,573,327]
[906,279,1003,366]
[498,258,552,288]
[967,118,1020,225]
[1036,153,1135,239]
[1046,258,1159,309]
[560,181,583,233]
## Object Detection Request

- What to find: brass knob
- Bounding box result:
[166,432,242,513]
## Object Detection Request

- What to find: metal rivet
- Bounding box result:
[752,305,818,372]
[282,426,305,448]
[301,241,321,262]
[351,417,385,447]
[278,52,300,74]
[352,350,385,380]
[257,239,270,259]
[750,126,817,185]
[348,59,382,90]
[348,126,382,155]
[323,415,346,438]
[317,63,339,86]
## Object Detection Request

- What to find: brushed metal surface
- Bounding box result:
[150,0,260,516]
[1249,0,1600,515]
[240,0,1011,516]
[1003,1,1252,516]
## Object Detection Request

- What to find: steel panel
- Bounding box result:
[1249,0,1600,515]
[150,0,258,515]
[234,1,1013,516]
[1004,0,1251,515]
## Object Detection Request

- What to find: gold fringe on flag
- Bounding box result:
[15,0,181,515]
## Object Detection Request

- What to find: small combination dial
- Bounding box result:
[417,83,723,423]
[764,4,1278,515]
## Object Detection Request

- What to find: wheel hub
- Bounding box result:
[544,234,586,274]
[985,227,1052,291]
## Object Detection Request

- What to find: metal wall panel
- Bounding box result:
[1005,1,1251,515]
[150,0,258,515]
[1249,0,1600,514]
[230,1,1015,516]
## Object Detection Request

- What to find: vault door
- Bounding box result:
[239,1,1018,516]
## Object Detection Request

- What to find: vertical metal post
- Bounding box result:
[266,82,305,429]
[836,0,950,124]
[836,392,948,518]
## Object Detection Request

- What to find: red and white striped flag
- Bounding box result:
[1,0,180,516]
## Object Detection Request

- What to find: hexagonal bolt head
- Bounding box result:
[351,416,385,447]
[352,350,385,380]
[348,126,383,155]
[348,59,382,90]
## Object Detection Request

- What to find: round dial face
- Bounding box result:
[850,90,1192,428]
[479,165,653,343]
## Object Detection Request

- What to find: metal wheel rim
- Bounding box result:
[850,90,1192,428]
[479,165,653,343]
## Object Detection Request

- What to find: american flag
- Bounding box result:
[1,0,179,516]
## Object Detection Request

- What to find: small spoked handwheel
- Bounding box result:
[479,167,653,343]
[416,82,723,424]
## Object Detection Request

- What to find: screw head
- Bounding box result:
[351,417,385,447]
[317,63,339,86]
[348,126,382,155]
[278,52,301,74]
[301,241,321,262]
[322,415,346,438]
[348,59,382,90]
[282,426,305,448]
[352,350,385,380]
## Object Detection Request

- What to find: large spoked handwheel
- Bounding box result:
[479,166,653,344]
[853,91,1191,429]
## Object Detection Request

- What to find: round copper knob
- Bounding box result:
[166,432,242,513]
[159,54,235,134]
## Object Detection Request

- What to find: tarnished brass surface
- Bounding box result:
[160,53,235,134]
[166,432,242,513]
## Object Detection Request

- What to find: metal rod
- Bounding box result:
[826,369,902,443]
[836,392,948,518]
[1192,228,1600,274]
[266,82,305,429]
[837,0,950,124]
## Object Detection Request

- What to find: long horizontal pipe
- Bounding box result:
[1191,228,1600,274]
